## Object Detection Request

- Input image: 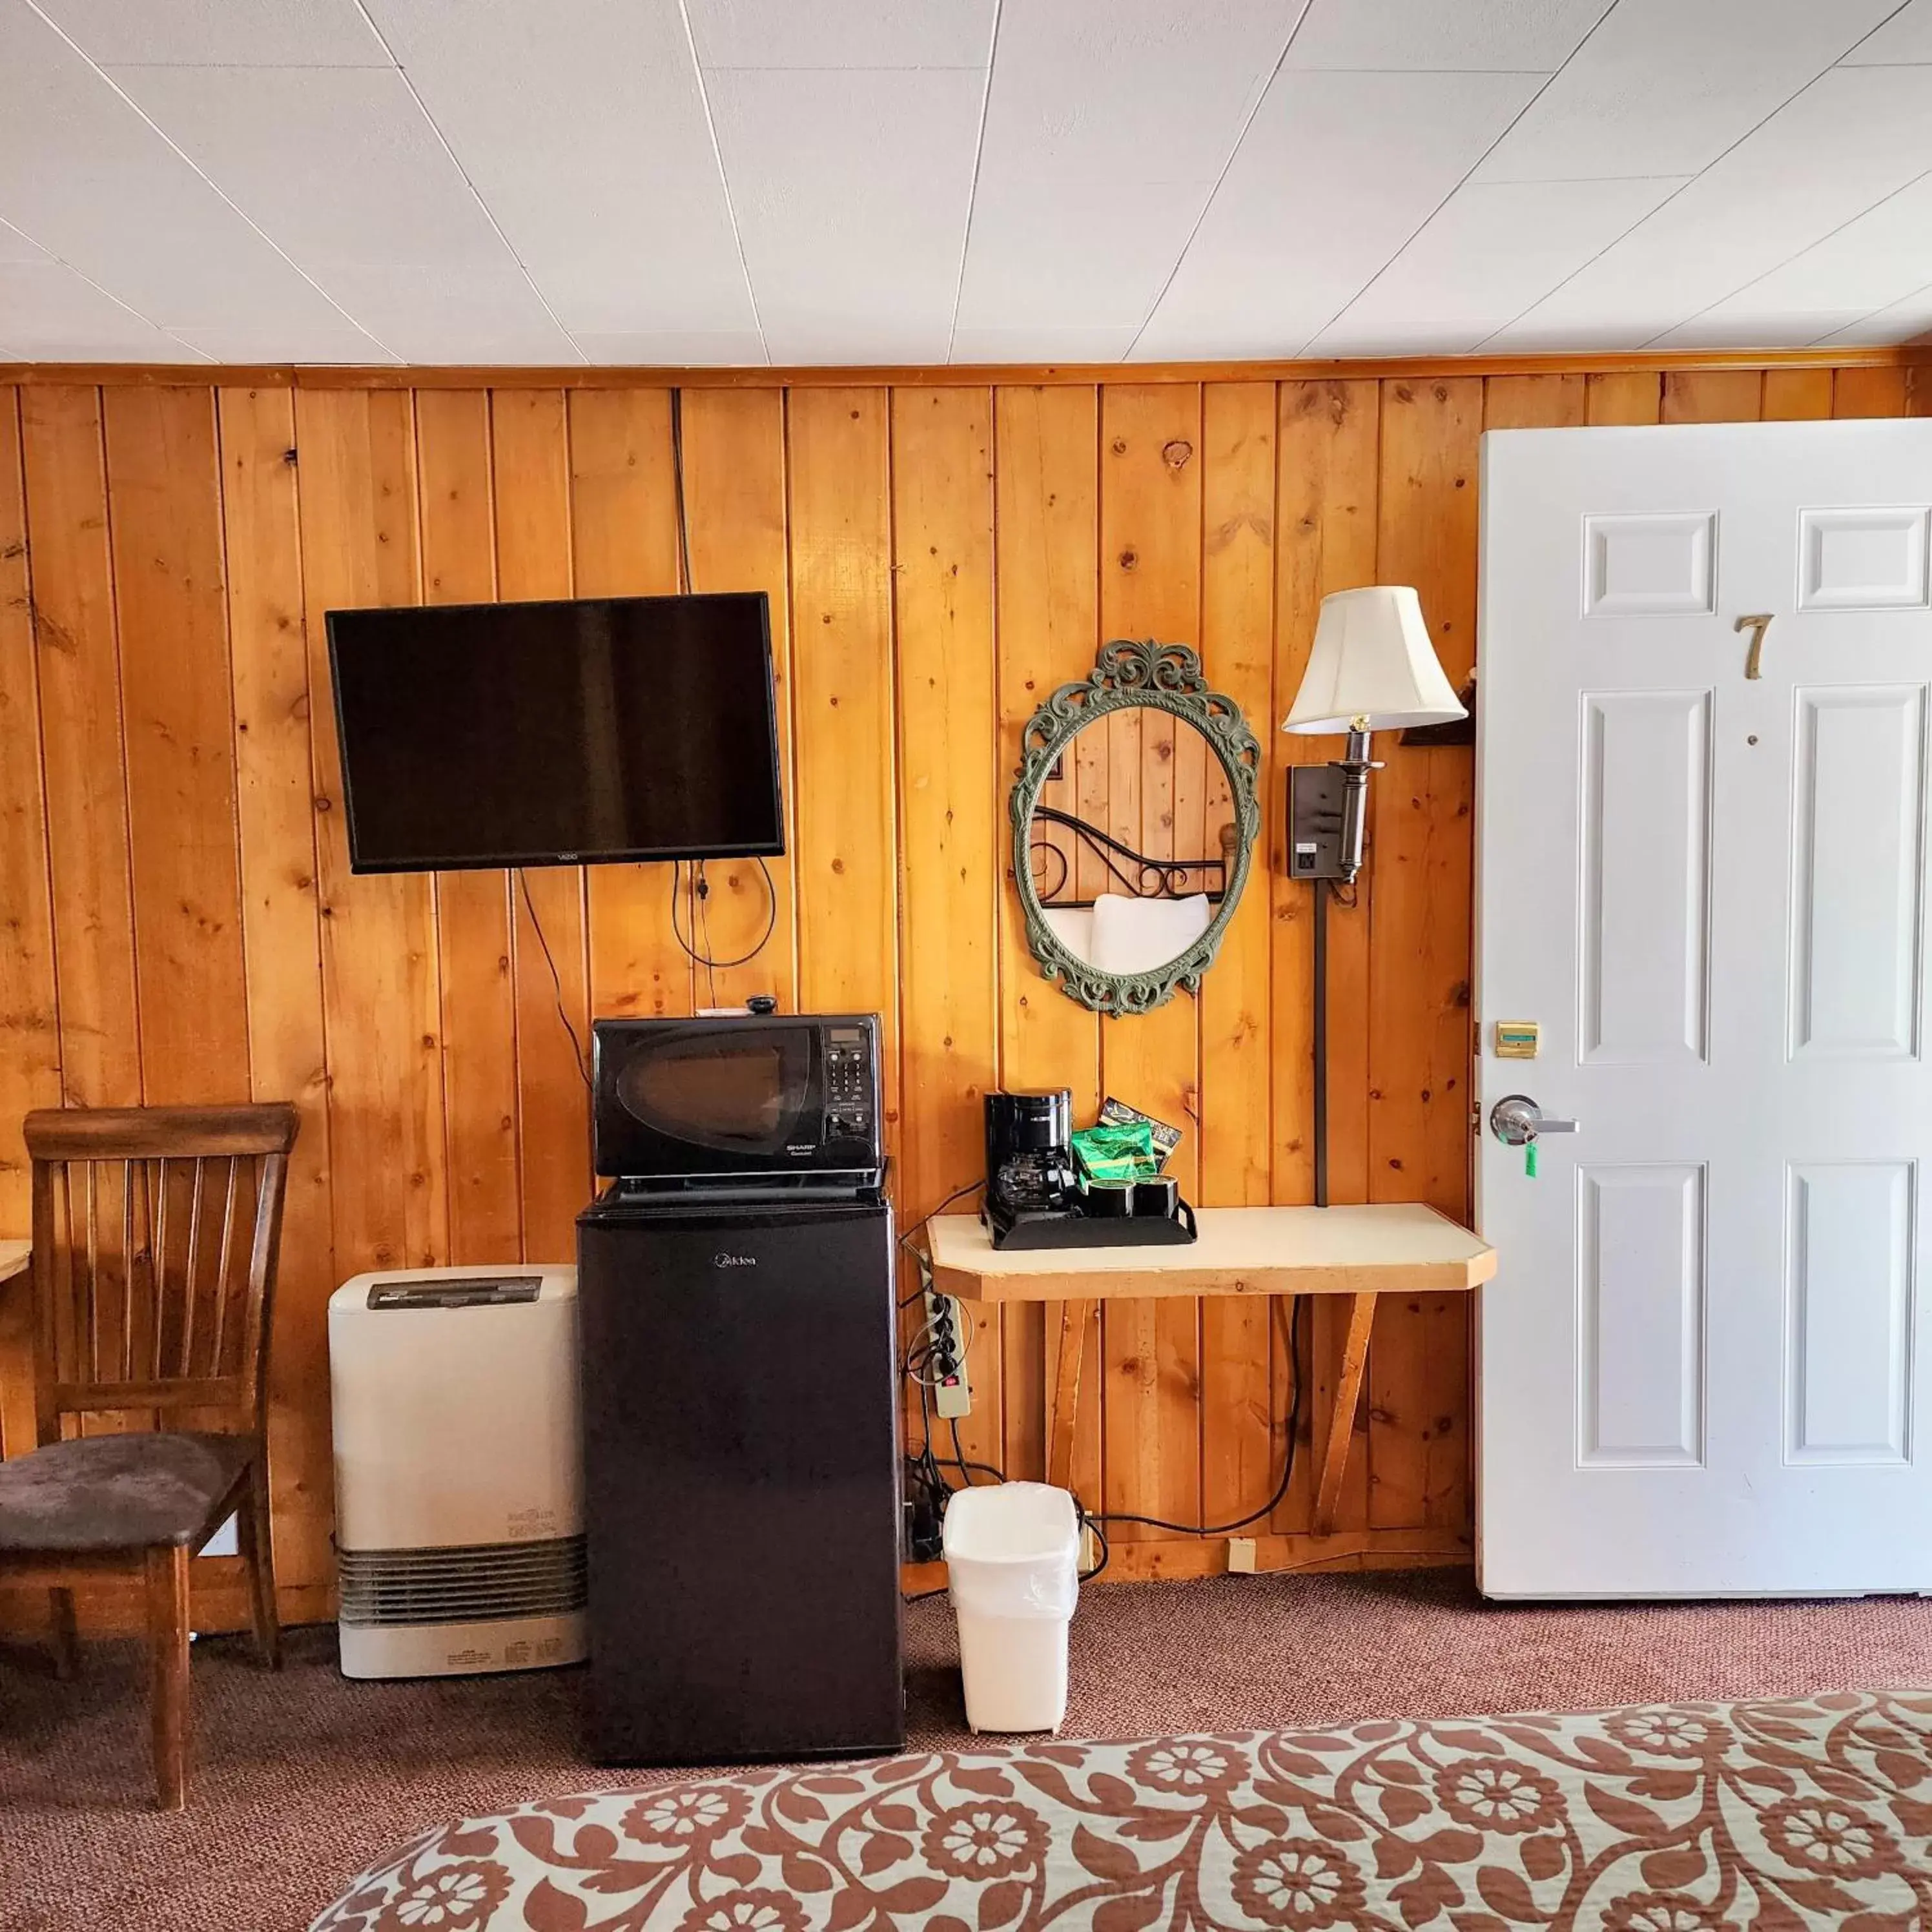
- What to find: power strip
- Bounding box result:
[923,1284,973,1421]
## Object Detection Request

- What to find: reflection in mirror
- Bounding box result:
[1011,639,1260,1016]
[1029,711,1238,977]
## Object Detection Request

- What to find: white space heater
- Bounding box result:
[328,1265,586,1678]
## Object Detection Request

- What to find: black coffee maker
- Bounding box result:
[984,1090,1077,1244]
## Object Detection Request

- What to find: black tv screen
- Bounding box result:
[326,592,784,872]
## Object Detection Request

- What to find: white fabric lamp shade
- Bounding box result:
[1281,585,1467,735]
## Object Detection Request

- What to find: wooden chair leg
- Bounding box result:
[236,1459,280,1670]
[48,1587,78,1681]
[145,1544,190,1811]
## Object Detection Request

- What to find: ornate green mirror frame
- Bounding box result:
[1011,639,1262,1016]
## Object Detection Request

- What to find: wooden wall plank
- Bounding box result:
[1370,376,1482,1534]
[892,385,1002,1477]
[1098,382,1204,1543]
[0,387,61,1455]
[489,388,591,1262]
[21,385,141,1109]
[101,387,251,1105]
[1482,373,1587,430]
[1833,366,1908,418]
[415,389,521,1264]
[220,382,336,1595]
[1762,368,1834,420]
[0,388,60,1220]
[1585,372,1661,426]
[1661,369,1763,423]
[788,389,901,1144]
[1271,378,1381,1537]
[1199,382,1276,1531]
[992,385,1102,1490]
[567,389,687,1031]
[679,389,799,1015]
[293,386,447,1275]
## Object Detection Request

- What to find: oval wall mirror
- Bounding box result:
[1011,640,1262,1015]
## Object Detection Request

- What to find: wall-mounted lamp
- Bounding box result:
[1282,586,1467,884]
[1280,586,1466,1203]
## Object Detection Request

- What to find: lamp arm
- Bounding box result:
[1336,726,1379,883]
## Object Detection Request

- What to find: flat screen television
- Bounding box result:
[326,591,784,873]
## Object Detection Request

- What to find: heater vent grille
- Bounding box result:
[338,1536,586,1627]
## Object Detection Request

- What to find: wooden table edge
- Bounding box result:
[931,1251,1497,1304]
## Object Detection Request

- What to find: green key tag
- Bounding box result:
[1524,1140,1539,1179]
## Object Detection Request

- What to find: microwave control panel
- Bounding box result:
[825,1027,875,1141]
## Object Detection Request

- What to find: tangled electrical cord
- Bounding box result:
[898,1186,1306,1601]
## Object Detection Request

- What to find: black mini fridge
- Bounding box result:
[577,1187,903,1763]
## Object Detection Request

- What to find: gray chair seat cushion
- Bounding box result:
[0,1431,255,1552]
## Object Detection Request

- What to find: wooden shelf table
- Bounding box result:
[927,1205,1497,1536]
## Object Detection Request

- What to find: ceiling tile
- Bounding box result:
[1474,0,1902,183]
[1310,176,1684,355]
[106,65,516,268]
[0,219,194,358]
[166,325,402,363]
[1645,309,1867,349]
[975,0,1308,193]
[762,323,961,364]
[688,0,996,68]
[706,67,983,363]
[956,179,1213,331]
[1283,0,1607,72]
[0,0,373,335]
[35,0,388,66]
[1488,64,1932,347]
[316,261,580,362]
[364,0,757,338]
[949,324,1138,362]
[570,330,768,364]
[1685,171,1932,327]
[1840,1,1932,64]
[1135,68,1541,358]
[956,0,1306,339]
[1820,283,1932,344]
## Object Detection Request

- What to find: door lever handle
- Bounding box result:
[1489,1094,1579,1146]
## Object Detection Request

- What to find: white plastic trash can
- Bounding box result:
[943,1481,1080,1733]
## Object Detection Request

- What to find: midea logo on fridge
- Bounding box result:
[713,1253,757,1269]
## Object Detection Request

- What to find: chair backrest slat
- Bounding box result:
[23,1106,299,1441]
[84,1159,101,1391]
[209,1155,240,1377]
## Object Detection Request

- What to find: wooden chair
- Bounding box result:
[0,1104,298,1808]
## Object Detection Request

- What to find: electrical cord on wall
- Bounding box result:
[1088,1295,1307,1538]
[661,385,780,992]
[896,1217,1305,1596]
[516,869,591,1092]
[668,858,780,987]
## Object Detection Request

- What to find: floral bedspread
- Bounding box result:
[313,1692,1932,1931]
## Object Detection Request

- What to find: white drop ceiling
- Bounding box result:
[3,0,1930,366]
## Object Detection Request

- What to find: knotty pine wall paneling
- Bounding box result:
[0,391,61,1464]
[221,383,336,1593]
[893,385,1003,1475]
[0,356,1924,1627]
[991,385,1103,1499]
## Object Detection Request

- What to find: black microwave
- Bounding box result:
[592,1015,882,1186]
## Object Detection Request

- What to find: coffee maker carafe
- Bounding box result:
[984,1090,1077,1241]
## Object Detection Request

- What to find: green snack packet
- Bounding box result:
[1098,1096,1181,1171]
[1071,1121,1160,1185]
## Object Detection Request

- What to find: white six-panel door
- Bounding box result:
[1476,420,1932,1598]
